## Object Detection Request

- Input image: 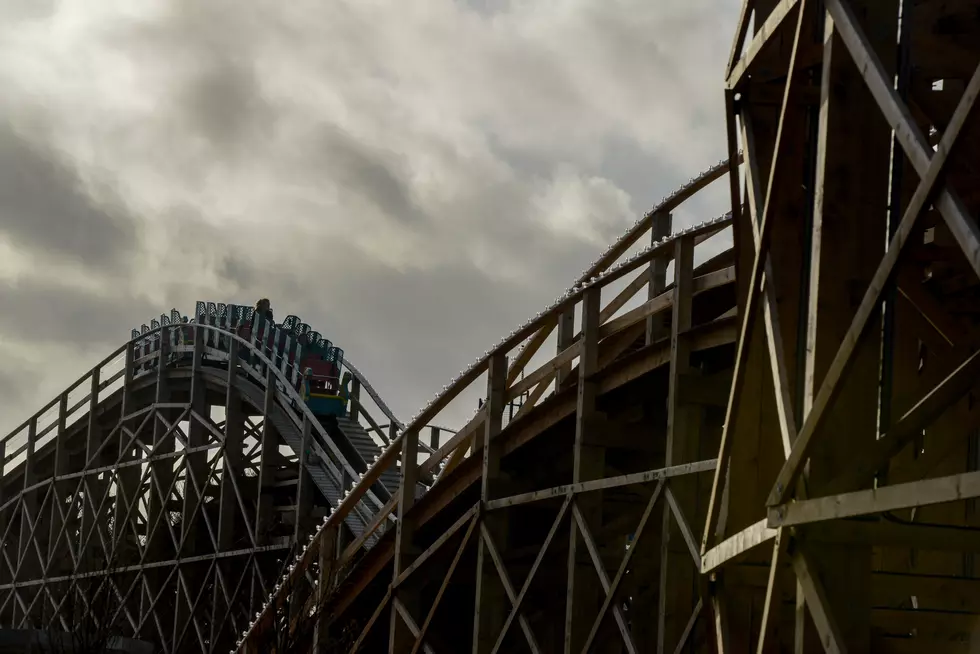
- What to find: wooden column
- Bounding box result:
[46,393,70,580]
[176,327,209,646]
[646,212,673,346]
[472,351,508,654]
[145,331,175,636]
[800,3,897,650]
[15,418,38,627]
[113,345,140,572]
[212,338,247,647]
[657,235,700,653]
[389,419,421,651]
[564,287,604,653]
[556,309,576,387]
[80,370,104,570]
[350,377,362,422]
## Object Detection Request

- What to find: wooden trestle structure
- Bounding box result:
[3,0,980,652]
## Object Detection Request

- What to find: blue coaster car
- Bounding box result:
[303,368,352,418]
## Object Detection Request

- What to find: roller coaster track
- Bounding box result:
[232,154,740,652]
[0,149,737,654]
[10,2,980,648]
[342,359,404,433]
[0,314,445,652]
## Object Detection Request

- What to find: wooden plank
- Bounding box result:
[702,0,810,552]
[659,234,698,654]
[791,547,847,653]
[771,469,980,527]
[725,0,755,79]
[410,515,478,654]
[564,287,611,653]
[701,518,778,574]
[824,0,980,278]
[769,53,980,506]
[473,351,509,654]
[490,496,572,654]
[646,212,673,345]
[727,0,801,90]
[485,460,717,510]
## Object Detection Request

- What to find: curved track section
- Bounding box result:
[342,359,404,433]
[0,320,414,653]
[234,156,740,652]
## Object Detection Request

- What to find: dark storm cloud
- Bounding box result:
[181,56,275,152]
[0,125,140,270]
[0,278,157,350]
[247,236,604,420]
[0,359,38,417]
[0,0,742,432]
[316,127,425,224]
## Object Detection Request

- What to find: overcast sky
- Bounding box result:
[0,0,738,436]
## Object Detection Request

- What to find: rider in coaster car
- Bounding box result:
[254,298,275,322]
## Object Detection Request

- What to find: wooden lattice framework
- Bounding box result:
[236,1,980,652]
[234,156,741,653]
[702,0,980,651]
[0,322,412,653]
[5,0,980,652]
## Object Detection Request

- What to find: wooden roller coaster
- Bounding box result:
[2,0,980,652]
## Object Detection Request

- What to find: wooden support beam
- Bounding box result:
[582,481,664,653]
[388,413,422,652]
[556,309,576,388]
[791,545,847,654]
[727,0,801,90]
[485,460,717,510]
[473,351,509,654]
[770,53,980,507]
[564,287,609,654]
[659,234,699,654]
[702,0,810,555]
[647,212,673,346]
[490,495,571,654]
[771,468,980,527]
[701,518,778,574]
[823,0,980,278]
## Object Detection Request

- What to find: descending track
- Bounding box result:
[5,1,980,651]
[0,304,451,653]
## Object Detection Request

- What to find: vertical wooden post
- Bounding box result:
[0,440,6,588]
[145,329,175,633]
[46,393,69,579]
[177,326,208,646]
[212,338,246,647]
[313,525,340,650]
[253,366,278,547]
[472,351,508,654]
[646,212,673,346]
[564,287,604,654]
[556,309,576,387]
[429,426,441,450]
[350,377,362,422]
[80,369,102,569]
[113,341,142,635]
[389,419,421,652]
[657,235,698,654]
[797,3,894,649]
[15,418,37,627]
[294,417,314,545]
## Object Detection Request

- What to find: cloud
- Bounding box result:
[0,0,738,435]
[0,124,141,271]
[0,276,158,350]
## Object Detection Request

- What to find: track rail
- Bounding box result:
[233,156,738,651]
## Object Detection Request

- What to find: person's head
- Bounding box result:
[255,298,270,313]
